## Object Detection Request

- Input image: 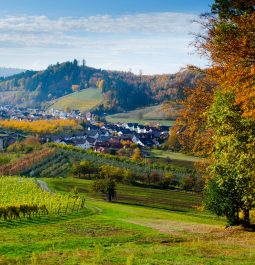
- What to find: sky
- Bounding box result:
[0,0,213,74]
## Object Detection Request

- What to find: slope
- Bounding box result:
[50,88,103,112]
[1,177,254,265]
[0,60,202,112]
[106,104,175,126]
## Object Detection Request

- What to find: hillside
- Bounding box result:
[0,60,202,112]
[50,88,103,112]
[1,177,255,264]
[106,104,175,126]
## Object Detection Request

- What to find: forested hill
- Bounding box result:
[0,60,201,112]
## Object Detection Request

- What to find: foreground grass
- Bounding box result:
[0,178,255,265]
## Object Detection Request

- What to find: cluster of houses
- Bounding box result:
[0,105,89,121]
[0,105,170,153]
[43,122,170,153]
[0,130,24,150]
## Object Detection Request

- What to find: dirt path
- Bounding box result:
[127,218,222,237]
[36,180,53,193]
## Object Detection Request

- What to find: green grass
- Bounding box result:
[50,88,103,112]
[45,177,203,213]
[1,177,255,265]
[150,149,200,163]
[106,104,175,126]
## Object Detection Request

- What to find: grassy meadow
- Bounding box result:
[150,149,200,162]
[106,105,175,126]
[1,177,255,265]
[148,149,201,170]
[50,88,103,112]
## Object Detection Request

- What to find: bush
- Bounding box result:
[180,175,204,192]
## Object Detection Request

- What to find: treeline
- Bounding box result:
[0,60,201,112]
[72,160,203,193]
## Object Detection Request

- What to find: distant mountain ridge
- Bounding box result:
[0,67,26,77]
[0,60,202,113]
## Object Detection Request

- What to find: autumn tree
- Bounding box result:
[71,84,80,92]
[97,79,107,93]
[170,0,255,225]
[197,0,255,226]
[169,74,215,156]
[211,0,255,19]
[131,148,142,161]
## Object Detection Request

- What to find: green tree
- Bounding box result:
[92,165,124,202]
[207,91,255,226]
[211,0,255,19]
[92,178,116,202]
[187,0,255,227]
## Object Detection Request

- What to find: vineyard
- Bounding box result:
[24,150,71,178]
[54,144,192,178]
[0,177,85,221]
[0,148,71,178]
[0,148,56,176]
[0,143,191,180]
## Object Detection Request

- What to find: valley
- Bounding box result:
[1,0,255,263]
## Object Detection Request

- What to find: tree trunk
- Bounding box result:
[243,210,250,227]
[108,190,112,202]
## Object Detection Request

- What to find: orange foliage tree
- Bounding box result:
[168,70,215,156]
[168,0,255,225]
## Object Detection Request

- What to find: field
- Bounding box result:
[50,88,103,112]
[45,178,203,213]
[149,149,201,170]
[106,105,175,126]
[1,177,255,264]
[150,149,200,163]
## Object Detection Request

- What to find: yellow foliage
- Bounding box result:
[0,119,81,134]
[131,148,141,161]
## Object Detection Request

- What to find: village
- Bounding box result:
[0,105,170,154]
[0,105,86,121]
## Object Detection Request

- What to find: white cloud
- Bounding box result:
[0,13,206,74]
[0,13,199,35]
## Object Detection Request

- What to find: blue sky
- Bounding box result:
[0,0,213,74]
